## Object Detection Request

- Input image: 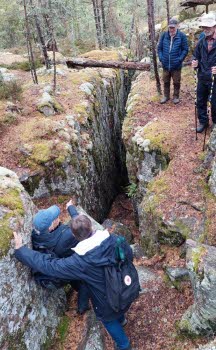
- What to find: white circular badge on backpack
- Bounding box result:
[124,275,132,286]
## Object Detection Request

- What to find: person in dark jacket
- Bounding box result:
[31,200,90,315]
[14,212,133,350]
[158,18,188,104]
[192,14,216,133]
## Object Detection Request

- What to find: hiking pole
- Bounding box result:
[203,74,215,151]
[194,68,198,141]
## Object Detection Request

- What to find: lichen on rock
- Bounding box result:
[179,240,216,336]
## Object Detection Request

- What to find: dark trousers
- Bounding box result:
[197,79,216,124]
[102,315,130,350]
[163,69,181,98]
[70,281,90,312]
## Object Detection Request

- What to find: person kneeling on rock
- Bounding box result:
[31,199,90,315]
[14,212,134,350]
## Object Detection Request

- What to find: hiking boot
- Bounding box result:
[196,123,209,133]
[160,96,170,104]
[173,97,180,104]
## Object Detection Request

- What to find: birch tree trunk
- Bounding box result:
[23,0,38,84]
[147,0,161,94]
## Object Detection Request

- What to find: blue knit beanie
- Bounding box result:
[33,205,61,232]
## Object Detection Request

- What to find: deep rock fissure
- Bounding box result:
[20,68,132,224]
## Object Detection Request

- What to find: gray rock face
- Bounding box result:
[136,265,161,293]
[83,312,104,350]
[208,128,216,196]
[131,243,146,259]
[195,339,216,350]
[180,239,216,336]
[166,267,190,282]
[0,167,67,350]
[0,67,16,82]
[102,219,134,243]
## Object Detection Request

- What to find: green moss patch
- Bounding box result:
[30,142,53,164]
[142,122,173,155]
[0,188,24,214]
[0,188,24,256]
[57,315,70,344]
[81,49,120,61]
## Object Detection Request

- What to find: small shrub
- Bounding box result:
[0,80,22,101]
[2,113,17,125]
[125,182,137,198]
[0,59,43,71]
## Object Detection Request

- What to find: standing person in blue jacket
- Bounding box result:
[158,18,189,104]
[14,213,134,350]
[31,199,90,315]
[192,14,216,133]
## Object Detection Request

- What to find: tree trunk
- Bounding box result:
[101,0,108,46]
[47,0,57,92]
[66,57,150,70]
[72,0,81,41]
[147,0,161,94]
[92,0,102,49]
[23,0,38,84]
[29,0,50,69]
[128,14,135,50]
[165,0,170,24]
[66,57,191,70]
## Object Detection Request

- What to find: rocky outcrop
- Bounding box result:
[208,128,216,196]
[123,72,191,256]
[0,167,67,350]
[0,166,111,349]
[179,239,216,336]
[16,51,128,222]
[102,219,134,243]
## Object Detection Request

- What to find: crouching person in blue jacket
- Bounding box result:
[31,199,90,315]
[14,213,133,350]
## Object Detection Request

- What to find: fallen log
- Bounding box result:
[66,57,151,71]
[66,57,192,71]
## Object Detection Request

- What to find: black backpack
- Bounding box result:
[104,236,140,313]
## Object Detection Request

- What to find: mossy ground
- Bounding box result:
[0,188,24,256]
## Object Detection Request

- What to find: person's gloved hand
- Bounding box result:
[212,66,216,75]
[192,60,198,68]
[13,231,23,249]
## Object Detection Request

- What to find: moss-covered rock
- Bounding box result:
[179,240,216,335]
[0,167,68,349]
